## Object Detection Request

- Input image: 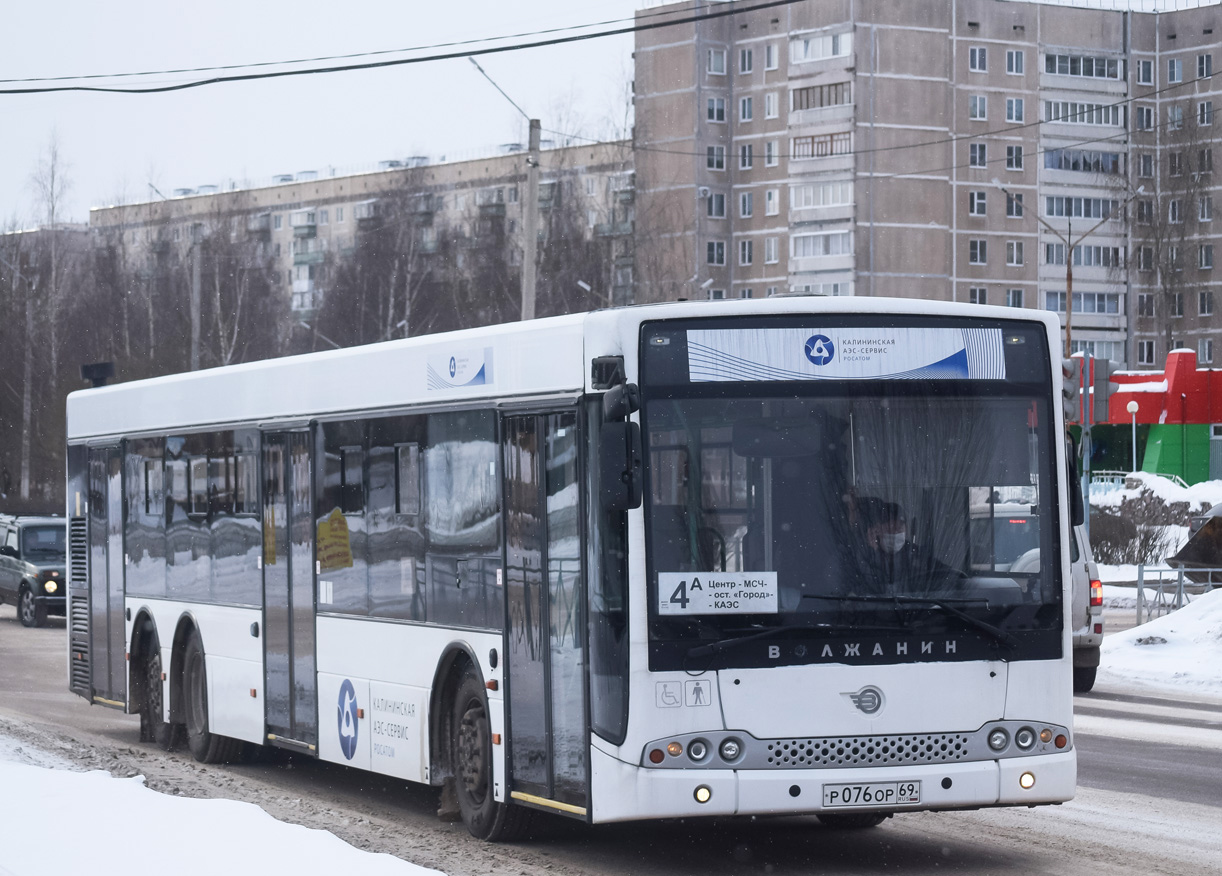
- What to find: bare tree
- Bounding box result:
[29,132,72,392]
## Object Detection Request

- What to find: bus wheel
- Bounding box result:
[142,635,181,751]
[18,586,46,628]
[183,631,240,764]
[817,812,889,829]
[452,669,531,841]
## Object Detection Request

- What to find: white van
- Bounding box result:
[973,504,1103,692]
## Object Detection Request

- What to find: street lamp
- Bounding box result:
[994,180,1144,358]
[1127,400,1140,473]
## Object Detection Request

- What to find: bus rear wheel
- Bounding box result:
[451,669,531,841]
[183,631,241,764]
[141,634,181,750]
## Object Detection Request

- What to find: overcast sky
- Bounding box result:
[1,1,641,225]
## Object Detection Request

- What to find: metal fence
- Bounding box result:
[1134,565,1219,624]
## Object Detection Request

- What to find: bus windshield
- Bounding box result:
[641,321,1062,671]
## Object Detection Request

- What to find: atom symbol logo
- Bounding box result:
[805,334,835,366]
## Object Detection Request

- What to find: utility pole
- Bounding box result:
[190,222,202,370]
[521,119,541,321]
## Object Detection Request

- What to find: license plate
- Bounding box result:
[822,781,921,809]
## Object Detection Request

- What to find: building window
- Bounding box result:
[707,145,725,170]
[1200,53,1214,78]
[765,44,778,70]
[707,240,725,265]
[1169,105,1184,131]
[739,240,754,265]
[969,239,987,264]
[273,214,282,230]
[969,95,987,120]
[1006,241,1024,266]
[765,140,778,166]
[765,92,778,118]
[707,97,726,122]
[765,188,779,215]
[969,191,987,216]
[740,48,754,73]
[336,207,344,222]
[1139,153,1154,177]
[708,288,726,300]
[1201,339,1214,365]
[765,236,779,263]
[1138,247,1154,271]
[1137,200,1153,224]
[791,82,852,111]
[1170,199,1183,224]
[1006,98,1024,123]
[1006,145,1023,170]
[1170,152,1184,176]
[708,49,726,75]
[1170,246,1183,271]
[740,192,754,217]
[1202,197,1214,222]
[1202,291,1215,315]
[1134,59,1152,86]
[740,96,753,122]
[1045,291,1121,314]
[1007,288,1024,308]
[969,47,987,72]
[1138,340,1156,365]
[1136,106,1154,130]
[791,132,851,159]
[1200,245,1215,270]
[740,144,754,169]
[1044,100,1122,126]
[1169,58,1183,83]
[1172,292,1184,317]
[1139,293,1155,316]
[1201,148,1215,174]
[790,32,851,64]
[1200,100,1214,126]
[969,287,987,305]
[1006,192,1024,217]
[707,192,726,218]
[1045,53,1122,79]
[766,285,779,297]
[791,230,852,258]
[969,142,987,167]
[791,180,853,209]
[1007,50,1024,75]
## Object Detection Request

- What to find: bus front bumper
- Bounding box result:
[588,747,1076,824]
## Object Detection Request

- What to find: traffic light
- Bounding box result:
[1092,357,1114,424]
[1062,356,1083,424]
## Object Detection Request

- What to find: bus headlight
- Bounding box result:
[694,785,713,804]
[688,739,709,762]
[1014,727,1036,750]
[988,728,1010,751]
[719,738,742,761]
[1019,772,1036,790]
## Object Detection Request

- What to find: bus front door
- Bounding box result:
[85,445,126,708]
[502,411,588,819]
[262,432,318,752]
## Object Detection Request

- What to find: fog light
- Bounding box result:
[689,740,709,761]
[988,728,1010,751]
[1039,728,1053,744]
[719,738,742,761]
[1015,727,1036,750]
[667,742,683,757]
[1019,771,1036,790]
[694,785,712,804]
[649,749,664,764]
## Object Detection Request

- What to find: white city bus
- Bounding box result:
[66,299,1078,840]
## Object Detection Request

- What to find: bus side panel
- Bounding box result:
[66,445,91,700]
[314,615,502,787]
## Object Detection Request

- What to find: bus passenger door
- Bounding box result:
[262,432,318,752]
[86,445,127,708]
[502,411,588,818]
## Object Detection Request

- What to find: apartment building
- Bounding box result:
[633,0,1222,369]
[90,141,635,317]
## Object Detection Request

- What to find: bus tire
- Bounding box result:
[1072,666,1097,693]
[18,585,46,628]
[141,633,182,751]
[183,631,241,764]
[817,812,889,829]
[452,669,531,841]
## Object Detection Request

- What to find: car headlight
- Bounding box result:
[44,580,58,594]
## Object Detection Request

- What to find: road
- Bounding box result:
[2,603,1220,876]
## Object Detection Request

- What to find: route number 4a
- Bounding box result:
[669,577,701,609]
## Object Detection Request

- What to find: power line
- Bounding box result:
[0,0,808,95]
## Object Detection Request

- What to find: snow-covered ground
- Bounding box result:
[0,740,441,876]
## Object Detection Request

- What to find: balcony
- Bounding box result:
[289,210,317,238]
[247,213,272,238]
[594,220,634,237]
[293,250,326,266]
[354,199,381,230]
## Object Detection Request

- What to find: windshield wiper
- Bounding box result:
[801,594,1019,649]
[685,622,909,660]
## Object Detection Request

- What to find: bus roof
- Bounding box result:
[66,298,1058,440]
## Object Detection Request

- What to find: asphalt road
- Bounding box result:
[2,602,1220,876]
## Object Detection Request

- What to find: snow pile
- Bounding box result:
[1090,471,1222,511]
[1098,588,1222,697]
[0,762,442,876]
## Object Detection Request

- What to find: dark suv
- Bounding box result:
[0,515,67,627]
